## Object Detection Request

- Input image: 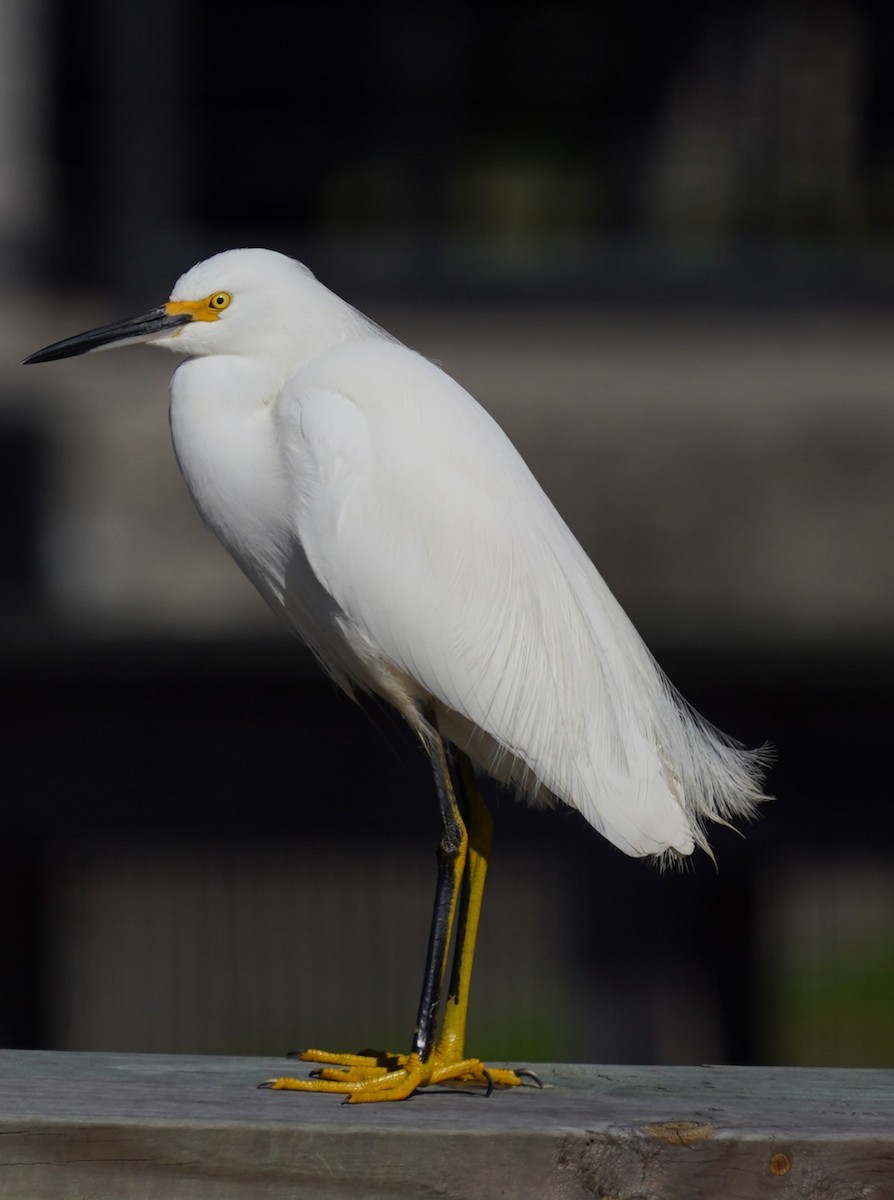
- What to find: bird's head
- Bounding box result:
[23,248,342,368]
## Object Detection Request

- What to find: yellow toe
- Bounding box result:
[262,1046,526,1102]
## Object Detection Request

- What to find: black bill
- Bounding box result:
[22,306,193,364]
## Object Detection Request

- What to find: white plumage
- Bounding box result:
[24,245,769,1100]
[158,248,765,860]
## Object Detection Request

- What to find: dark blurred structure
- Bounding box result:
[2,1,893,1069]
[17,1,894,304]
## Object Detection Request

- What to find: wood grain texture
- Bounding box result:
[1,1052,892,1198]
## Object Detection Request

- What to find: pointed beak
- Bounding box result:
[22,304,194,365]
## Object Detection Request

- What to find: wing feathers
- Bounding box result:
[279,339,766,859]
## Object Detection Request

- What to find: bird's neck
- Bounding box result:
[168,354,293,590]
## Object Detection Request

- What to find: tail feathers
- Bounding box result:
[568,715,769,863]
[576,768,697,858]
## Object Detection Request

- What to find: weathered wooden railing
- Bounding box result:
[1,1052,891,1197]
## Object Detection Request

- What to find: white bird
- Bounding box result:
[24,248,767,1102]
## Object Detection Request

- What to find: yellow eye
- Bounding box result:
[208,292,231,312]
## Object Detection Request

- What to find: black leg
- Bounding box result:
[410,731,468,1063]
[446,757,476,1006]
[260,736,524,1098]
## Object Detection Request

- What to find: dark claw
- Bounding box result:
[482,1069,495,1098]
[516,1068,544,1089]
[257,1080,275,1089]
[285,1049,303,1059]
[308,1069,323,1079]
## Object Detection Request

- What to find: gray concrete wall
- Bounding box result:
[8,295,894,650]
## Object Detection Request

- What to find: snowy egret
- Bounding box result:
[24,248,767,1102]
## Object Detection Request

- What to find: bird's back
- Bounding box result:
[273,336,766,860]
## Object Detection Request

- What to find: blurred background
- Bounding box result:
[2,0,893,1070]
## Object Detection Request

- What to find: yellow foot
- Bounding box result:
[260,1048,528,1103]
